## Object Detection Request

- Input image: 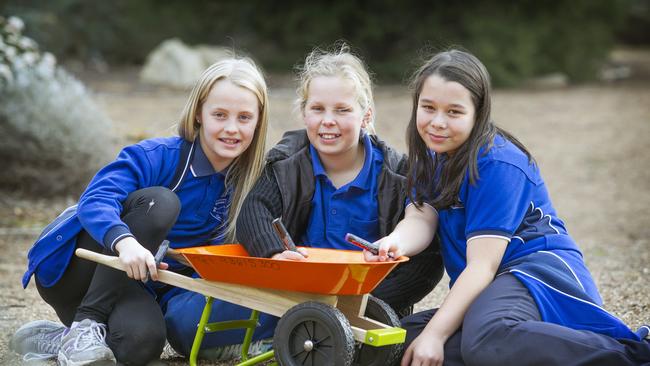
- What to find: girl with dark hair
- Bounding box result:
[367,49,650,365]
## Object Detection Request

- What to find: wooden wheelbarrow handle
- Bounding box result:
[75,248,125,272]
[74,248,337,317]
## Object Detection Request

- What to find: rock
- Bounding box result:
[196,45,231,66]
[140,38,231,89]
[526,73,569,89]
[599,64,632,82]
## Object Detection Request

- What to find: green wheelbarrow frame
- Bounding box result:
[189,297,275,366]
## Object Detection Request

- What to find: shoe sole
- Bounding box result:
[58,351,116,366]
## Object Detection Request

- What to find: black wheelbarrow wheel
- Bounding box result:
[274,301,355,366]
[352,296,402,366]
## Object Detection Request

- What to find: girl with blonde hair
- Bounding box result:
[13,56,272,365]
[237,44,443,365]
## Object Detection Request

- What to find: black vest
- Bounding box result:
[267,130,408,242]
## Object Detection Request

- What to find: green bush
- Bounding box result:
[2,0,629,86]
[0,15,114,195]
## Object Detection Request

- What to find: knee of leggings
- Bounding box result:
[139,187,181,220]
[126,187,180,230]
[113,323,166,365]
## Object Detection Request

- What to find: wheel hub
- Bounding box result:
[303,339,314,352]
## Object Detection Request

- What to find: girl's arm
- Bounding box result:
[236,167,303,259]
[78,143,162,281]
[402,237,507,366]
[367,203,438,261]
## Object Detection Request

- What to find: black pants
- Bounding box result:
[372,242,444,317]
[36,187,180,366]
[401,274,650,366]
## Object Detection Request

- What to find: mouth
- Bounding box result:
[318,133,341,141]
[426,133,449,143]
[219,138,241,146]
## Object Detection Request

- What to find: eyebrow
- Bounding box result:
[210,106,256,113]
[419,98,468,109]
[334,103,353,108]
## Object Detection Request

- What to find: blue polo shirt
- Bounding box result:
[431,135,578,285]
[166,139,230,251]
[303,133,384,250]
[423,134,638,340]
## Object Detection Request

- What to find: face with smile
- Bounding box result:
[303,76,369,160]
[197,79,259,172]
[416,75,476,156]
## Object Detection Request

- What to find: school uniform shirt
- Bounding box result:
[303,133,384,249]
[426,134,639,341]
[237,129,444,312]
[23,136,230,288]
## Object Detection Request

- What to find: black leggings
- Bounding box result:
[35,187,180,366]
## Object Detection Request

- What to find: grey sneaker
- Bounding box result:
[9,319,66,361]
[58,319,116,366]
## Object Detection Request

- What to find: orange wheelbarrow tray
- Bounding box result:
[177,244,408,295]
[75,244,409,366]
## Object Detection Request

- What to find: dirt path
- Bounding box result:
[1,65,649,364]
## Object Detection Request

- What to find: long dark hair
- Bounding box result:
[406,49,533,210]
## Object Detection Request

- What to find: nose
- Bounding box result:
[430,112,446,129]
[224,117,238,133]
[322,111,336,126]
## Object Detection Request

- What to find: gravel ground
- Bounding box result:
[1,52,649,365]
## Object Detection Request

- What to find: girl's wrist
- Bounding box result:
[426,330,450,344]
[422,322,452,343]
[114,236,137,254]
[387,231,403,255]
[388,231,401,242]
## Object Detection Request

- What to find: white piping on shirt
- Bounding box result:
[467,234,511,243]
[508,269,628,326]
[529,202,560,235]
[538,250,585,292]
[170,140,195,192]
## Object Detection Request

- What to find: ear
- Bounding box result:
[195,114,201,125]
[361,107,373,129]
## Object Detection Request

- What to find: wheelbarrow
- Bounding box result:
[75,244,408,366]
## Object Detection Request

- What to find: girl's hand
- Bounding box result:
[363,233,401,262]
[115,236,158,281]
[272,247,309,261]
[401,330,445,366]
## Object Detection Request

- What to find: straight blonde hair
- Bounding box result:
[178,57,269,242]
[295,43,376,134]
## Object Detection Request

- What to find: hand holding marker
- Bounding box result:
[345,233,395,259]
[272,218,298,252]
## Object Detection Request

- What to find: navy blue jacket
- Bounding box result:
[23,136,231,288]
